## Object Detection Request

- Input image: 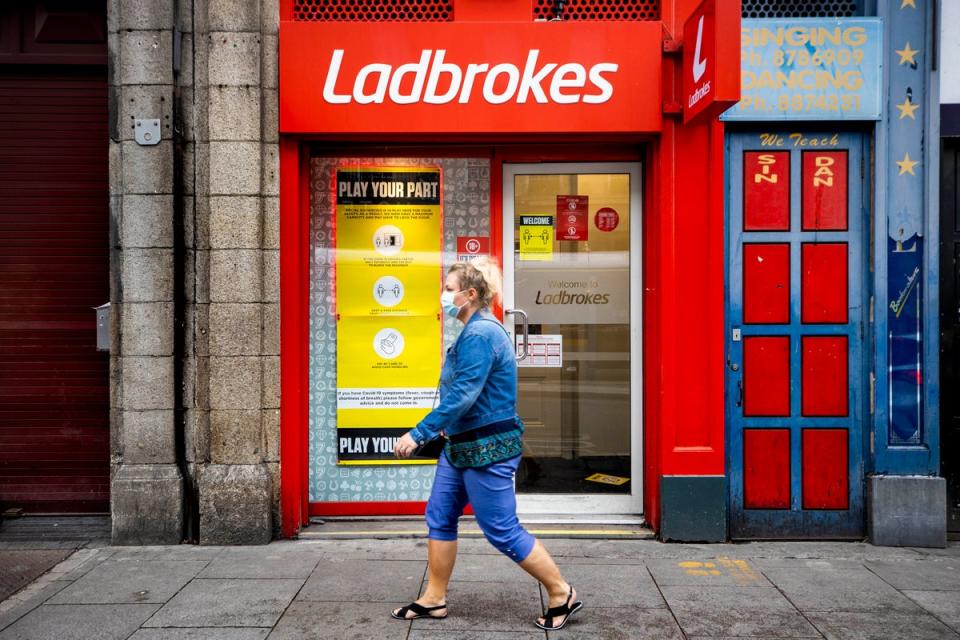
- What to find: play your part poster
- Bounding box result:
[334,167,442,464]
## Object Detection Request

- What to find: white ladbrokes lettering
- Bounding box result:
[322,49,618,105]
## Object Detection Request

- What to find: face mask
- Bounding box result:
[440,290,466,319]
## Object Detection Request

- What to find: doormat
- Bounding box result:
[585,473,630,486]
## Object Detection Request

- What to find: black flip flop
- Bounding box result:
[535,586,583,631]
[391,602,448,620]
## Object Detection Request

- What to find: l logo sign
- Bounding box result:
[692,15,707,82]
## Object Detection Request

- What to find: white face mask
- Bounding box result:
[440,289,466,319]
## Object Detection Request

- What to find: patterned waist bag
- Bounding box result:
[445,417,524,469]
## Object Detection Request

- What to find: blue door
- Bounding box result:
[726,131,867,538]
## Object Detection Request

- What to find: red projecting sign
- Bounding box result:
[682,0,741,124]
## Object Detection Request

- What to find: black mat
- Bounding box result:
[517,456,631,494]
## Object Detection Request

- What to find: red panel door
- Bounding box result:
[0,67,110,513]
[727,133,866,538]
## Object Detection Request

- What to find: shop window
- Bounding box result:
[308,156,490,502]
[741,0,861,18]
[293,0,453,22]
[532,0,659,21]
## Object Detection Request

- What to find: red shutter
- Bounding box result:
[0,67,110,513]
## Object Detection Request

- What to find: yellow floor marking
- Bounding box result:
[717,556,761,584]
[679,561,721,576]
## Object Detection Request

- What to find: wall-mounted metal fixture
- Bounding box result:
[94,303,111,352]
[134,118,161,146]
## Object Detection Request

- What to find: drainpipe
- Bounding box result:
[172,1,199,543]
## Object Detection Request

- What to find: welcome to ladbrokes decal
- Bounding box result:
[334,167,443,464]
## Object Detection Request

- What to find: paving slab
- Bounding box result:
[912,543,960,558]
[0,541,90,551]
[553,555,648,565]
[761,566,923,612]
[545,605,683,640]
[728,541,924,562]
[0,603,160,640]
[903,590,960,632]
[198,546,319,579]
[557,563,666,608]
[410,631,543,639]
[410,580,542,633]
[297,559,424,602]
[49,560,208,604]
[751,557,865,570]
[296,538,428,561]
[110,545,229,562]
[865,559,960,591]
[267,600,406,640]
[806,609,960,640]
[448,550,529,582]
[450,538,504,556]
[144,578,304,628]
[52,548,117,581]
[0,580,72,632]
[543,539,666,560]
[647,557,770,587]
[660,585,821,637]
[130,630,270,640]
[0,550,73,601]
[4,536,960,640]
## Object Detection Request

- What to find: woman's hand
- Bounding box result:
[394,432,418,458]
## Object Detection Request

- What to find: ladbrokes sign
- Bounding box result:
[322,50,619,106]
[682,0,741,123]
[280,22,662,134]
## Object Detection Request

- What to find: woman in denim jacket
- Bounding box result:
[392,258,582,631]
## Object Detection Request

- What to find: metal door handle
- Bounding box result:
[736,379,743,408]
[505,308,529,362]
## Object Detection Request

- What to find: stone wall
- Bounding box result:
[109,0,280,544]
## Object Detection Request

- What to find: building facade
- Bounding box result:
[0,0,947,546]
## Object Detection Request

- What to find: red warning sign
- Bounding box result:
[456,235,490,262]
[556,195,588,241]
[594,207,620,232]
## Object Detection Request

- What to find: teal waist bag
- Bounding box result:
[445,417,524,469]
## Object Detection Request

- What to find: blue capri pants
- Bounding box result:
[426,452,536,563]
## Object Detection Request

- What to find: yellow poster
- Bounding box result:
[335,167,442,465]
[519,215,554,261]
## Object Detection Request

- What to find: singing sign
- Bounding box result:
[722,18,882,121]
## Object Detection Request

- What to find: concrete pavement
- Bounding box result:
[0,533,958,639]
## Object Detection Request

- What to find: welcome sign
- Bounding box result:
[514,252,629,325]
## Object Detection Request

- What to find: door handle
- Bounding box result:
[505,308,529,362]
[736,379,743,408]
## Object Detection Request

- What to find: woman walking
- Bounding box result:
[392,258,582,631]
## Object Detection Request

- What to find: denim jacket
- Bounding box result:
[409,309,517,446]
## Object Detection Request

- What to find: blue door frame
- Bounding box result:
[726,131,870,539]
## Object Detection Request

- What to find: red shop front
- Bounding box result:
[278,0,739,541]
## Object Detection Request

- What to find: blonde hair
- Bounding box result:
[448,256,502,308]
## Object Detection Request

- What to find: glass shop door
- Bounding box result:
[502,163,643,515]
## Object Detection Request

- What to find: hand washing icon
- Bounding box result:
[380,332,398,354]
[373,328,404,359]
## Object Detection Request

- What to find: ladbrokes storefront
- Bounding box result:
[277,0,740,541]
